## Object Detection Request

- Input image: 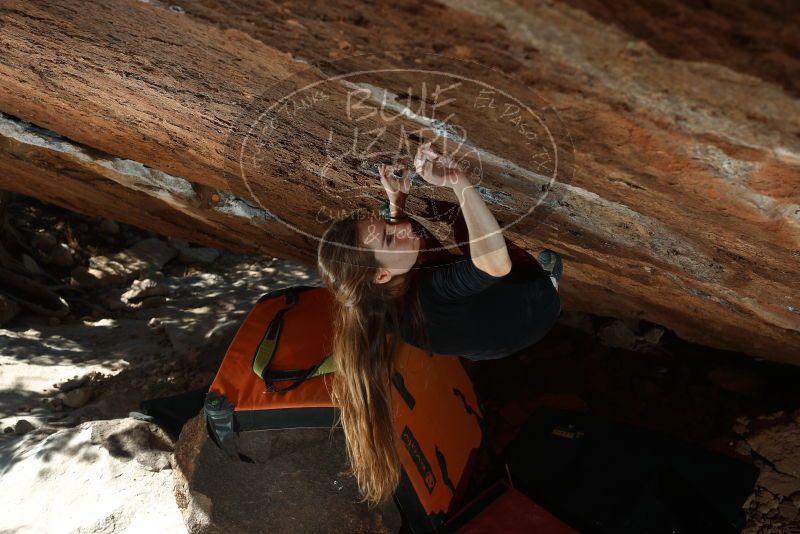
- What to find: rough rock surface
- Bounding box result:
[0,419,185,533]
[122,277,170,304]
[174,414,402,533]
[178,247,221,265]
[0,293,21,325]
[0,1,798,362]
[733,411,800,532]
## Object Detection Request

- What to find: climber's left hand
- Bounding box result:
[379,164,412,208]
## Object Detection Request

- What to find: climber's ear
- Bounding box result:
[373,268,392,285]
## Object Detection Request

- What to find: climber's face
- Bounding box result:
[357,212,421,283]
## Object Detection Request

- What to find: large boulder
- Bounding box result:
[174,414,402,533]
[0,1,798,363]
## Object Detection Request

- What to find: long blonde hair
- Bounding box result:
[317,209,429,504]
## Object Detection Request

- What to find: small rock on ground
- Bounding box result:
[178,247,220,265]
[14,419,36,435]
[50,243,74,268]
[61,387,92,409]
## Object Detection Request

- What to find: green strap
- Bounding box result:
[251,311,284,377]
[251,287,337,387]
[252,316,336,388]
[310,353,336,377]
[252,288,300,378]
[252,314,336,379]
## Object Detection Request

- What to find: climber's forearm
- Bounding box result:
[389,195,407,217]
[450,174,512,277]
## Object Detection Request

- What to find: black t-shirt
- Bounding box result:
[399,255,561,360]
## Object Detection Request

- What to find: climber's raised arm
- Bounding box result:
[414,142,512,277]
[378,163,411,219]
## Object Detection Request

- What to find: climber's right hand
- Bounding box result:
[414,141,464,188]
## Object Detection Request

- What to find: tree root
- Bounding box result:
[0,266,70,318]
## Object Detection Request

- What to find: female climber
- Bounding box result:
[315,140,562,505]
